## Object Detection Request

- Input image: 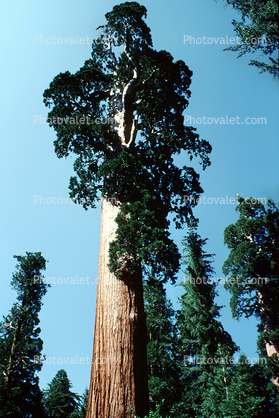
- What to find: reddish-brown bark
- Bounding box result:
[258,290,279,387]
[86,198,149,418]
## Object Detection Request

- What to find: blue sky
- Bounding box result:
[1,0,278,397]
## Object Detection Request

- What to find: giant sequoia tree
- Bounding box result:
[43,3,211,417]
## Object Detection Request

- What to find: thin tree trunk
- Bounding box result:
[0,314,22,409]
[86,197,149,418]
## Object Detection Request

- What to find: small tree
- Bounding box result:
[0,252,48,417]
[43,369,78,418]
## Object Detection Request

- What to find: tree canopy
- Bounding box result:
[43,1,212,285]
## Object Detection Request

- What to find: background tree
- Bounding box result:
[215,0,279,77]
[43,2,211,417]
[0,252,48,417]
[142,231,278,417]
[144,278,182,417]
[176,232,237,417]
[43,369,78,418]
[219,354,278,417]
[71,388,89,418]
[223,197,279,386]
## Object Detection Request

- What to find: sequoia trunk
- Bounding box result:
[262,312,279,386]
[86,197,149,418]
[258,290,279,386]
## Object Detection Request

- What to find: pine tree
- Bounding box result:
[0,252,48,417]
[43,369,78,418]
[176,232,237,417]
[43,2,211,417]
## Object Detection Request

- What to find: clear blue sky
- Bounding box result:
[1,0,278,397]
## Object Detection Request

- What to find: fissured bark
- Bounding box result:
[86,198,149,418]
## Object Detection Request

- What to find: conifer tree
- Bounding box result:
[71,388,88,418]
[144,278,181,417]
[176,232,237,416]
[43,2,211,417]
[0,252,48,417]
[219,354,278,417]
[43,369,78,418]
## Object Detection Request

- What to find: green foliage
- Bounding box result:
[43,1,211,285]
[108,190,180,283]
[43,369,78,418]
[258,328,279,396]
[144,278,182,417]
[223,197,279,320]
[142,231,276,418]
[0,252,48,417]
[100,2,152,53]
[133,402,164,417]
[216,0,279,76]
[178,232,236,356]
[174,231,279,416]
[220,354,278,417]
[176,232,238,417]
[223,196,279,398]
[70,388,88,418]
